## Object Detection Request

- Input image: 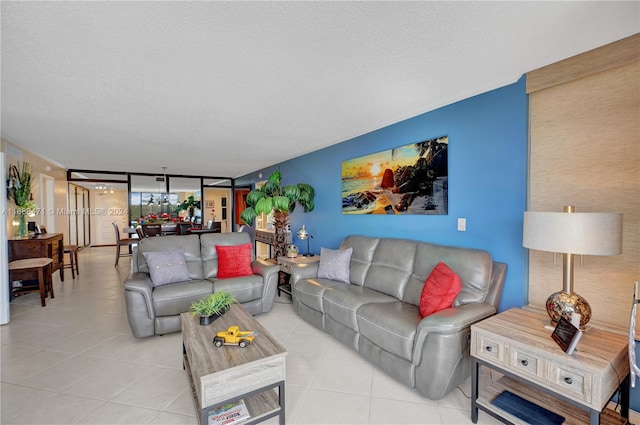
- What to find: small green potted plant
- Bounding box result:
[189,291,237,325]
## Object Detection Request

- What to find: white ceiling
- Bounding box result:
[2,2,638,178]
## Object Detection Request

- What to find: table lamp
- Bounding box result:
[523,206,623,328]
[296,224,314,257]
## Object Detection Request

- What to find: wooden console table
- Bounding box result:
[471,308,629,425]
[255,229,291,258]
[8,233,65,282]
[276,256,321,296]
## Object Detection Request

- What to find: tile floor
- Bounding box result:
[2,246,502,425]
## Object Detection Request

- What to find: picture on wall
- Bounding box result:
[342,135,448,215]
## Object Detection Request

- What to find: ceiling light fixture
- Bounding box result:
[161,167,170,205]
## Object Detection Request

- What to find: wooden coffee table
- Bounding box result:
[181,304,287,425]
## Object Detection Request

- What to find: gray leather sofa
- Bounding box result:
[124,232,280,338]
[291,235,507,400]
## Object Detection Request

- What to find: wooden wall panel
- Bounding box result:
[528,38,639,330]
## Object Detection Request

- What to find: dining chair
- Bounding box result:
[63,244,79,279]
[112,222,138,266]
[142,224,162,237]
[176,222,190,235]
[37,226,79,278]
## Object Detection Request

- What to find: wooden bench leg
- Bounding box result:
[37,266,46,307]
[48,263,54,300]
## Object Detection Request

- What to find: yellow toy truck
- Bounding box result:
[213,326,257,348]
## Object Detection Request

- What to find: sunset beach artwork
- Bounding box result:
[341,136,448,215]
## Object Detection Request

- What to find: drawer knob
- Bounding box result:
[485,346,493,352]
[564,377,573,385]
[521,359,529,367]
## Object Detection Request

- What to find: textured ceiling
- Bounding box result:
[2,2,638,178]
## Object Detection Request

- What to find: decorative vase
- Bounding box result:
[17,213,27,238]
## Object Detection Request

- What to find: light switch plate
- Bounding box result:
[457,218,466,232]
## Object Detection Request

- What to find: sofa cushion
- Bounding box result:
[402,242,493,306]
[363,238,417,299]
[137,235,204,280]
[294,278,349,313]
[317,247,353,283]
[143,249,191,287]
[323,284,397,331]
[200,232,254,279]
[213,275,263,304]
[420,262,462,317]
[339,235,380,286]
[357,301,421,362]
[215,243,253,278]
[152,279,213,316]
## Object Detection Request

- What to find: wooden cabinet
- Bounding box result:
[471,308,629,425]
[8,234,65,281]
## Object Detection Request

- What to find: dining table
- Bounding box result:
[186,228,221,235]
[128,224,180,236]
[128,223,219,237]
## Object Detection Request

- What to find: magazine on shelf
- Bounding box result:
[208,399,250,425]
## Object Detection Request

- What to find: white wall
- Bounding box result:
[1,152,10,324]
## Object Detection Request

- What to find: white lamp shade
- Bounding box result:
[523,211,623,255]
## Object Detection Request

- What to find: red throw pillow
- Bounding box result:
[420,262,462,318]
[216,243,253,278]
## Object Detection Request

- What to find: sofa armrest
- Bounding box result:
[412,302,496,365]
[251,259,280,311]
[289,262,320,286]
[124,272,156,320]
[123,272,157,338]
[251,259,280,280]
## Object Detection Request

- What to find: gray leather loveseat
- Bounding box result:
[124,232,279,338]
[291,235,506,399]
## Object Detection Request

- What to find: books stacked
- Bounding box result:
[208,399,250,425]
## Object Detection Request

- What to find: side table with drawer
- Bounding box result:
[471,308,629,425]
[275,256,321,297]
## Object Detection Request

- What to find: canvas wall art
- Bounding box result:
[342,135,448,215]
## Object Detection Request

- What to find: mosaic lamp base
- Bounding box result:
[546,290,592,329]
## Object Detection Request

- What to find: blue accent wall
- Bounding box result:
[238,76,529,311]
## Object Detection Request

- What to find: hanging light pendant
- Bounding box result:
[160,167,171,205]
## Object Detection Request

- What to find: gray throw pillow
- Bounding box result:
[317,247,353,283]
[142,249,191,287]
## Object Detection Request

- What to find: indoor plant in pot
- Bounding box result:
[176,195,201,224]
[239,170,315,258]
[189,291,237,325]
[7,162,37,238]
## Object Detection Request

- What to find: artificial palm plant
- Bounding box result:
[240,170,315,258]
